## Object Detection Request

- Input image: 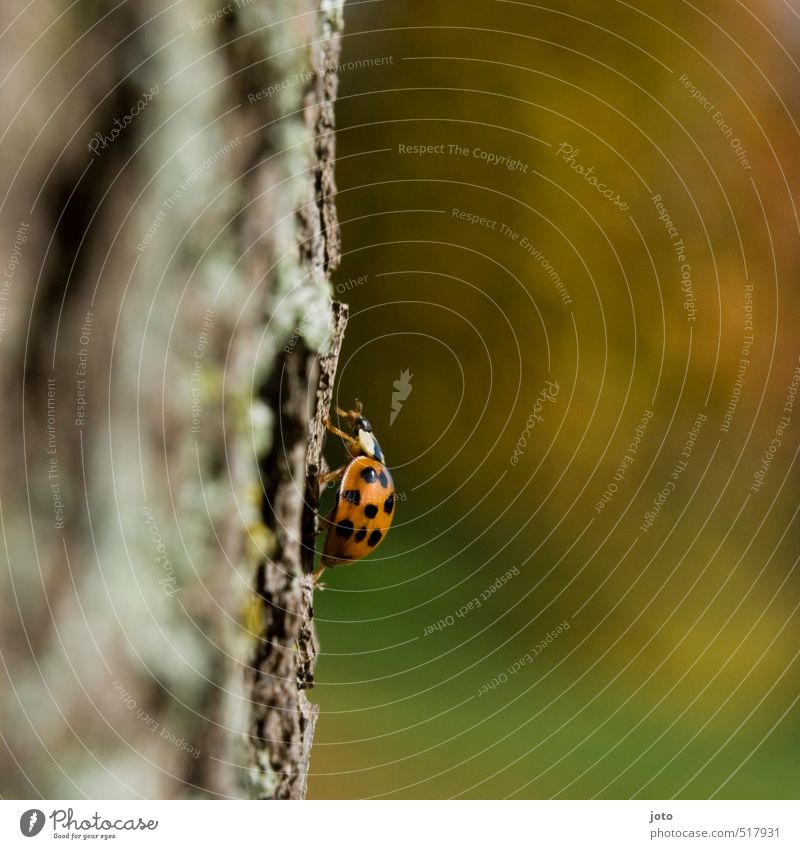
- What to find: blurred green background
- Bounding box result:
[308,0,800,798]
[1,0,798,801]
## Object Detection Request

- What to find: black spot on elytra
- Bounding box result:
[342,489,360,506]
[354,527,368,543]
[364,504,378,519]
[378,471,389,488]
[367,529,382,547]
[360,466,378,484]
[383,494,394,514]
[335,519,354,539]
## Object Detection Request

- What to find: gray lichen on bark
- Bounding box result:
[0,0,344,800]
[234,0,346,800]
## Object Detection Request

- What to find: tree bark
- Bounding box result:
[0,0,343,800]
[244,301,346,800]
[231,0,346,800]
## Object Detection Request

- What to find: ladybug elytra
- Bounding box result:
[316,401,396,581]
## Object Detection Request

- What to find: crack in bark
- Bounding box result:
[244,0,345,800]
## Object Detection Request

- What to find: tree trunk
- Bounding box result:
[234,0,345,802]
[0,0,343,799]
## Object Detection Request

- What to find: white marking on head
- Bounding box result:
[358,429,377,458]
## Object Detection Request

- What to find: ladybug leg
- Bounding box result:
[332,400,362,427]
[334,406,358,425]
[315,513,334,536]
[318,464,346,490]
[324,417,359,448]
[312,565,327,588]
[315,466,342,535]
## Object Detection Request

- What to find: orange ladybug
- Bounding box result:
[316,401,396,580]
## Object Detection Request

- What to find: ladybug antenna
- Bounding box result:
[335,399,367,430]
[335,405,357,426]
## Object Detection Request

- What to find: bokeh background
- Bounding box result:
[0,0,799,799]
[309,0,800,798]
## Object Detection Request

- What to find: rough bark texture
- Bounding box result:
[240,0,345,800]
[245,302,346,800]
[0,0,343,800]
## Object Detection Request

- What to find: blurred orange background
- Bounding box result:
[308,0,800,798]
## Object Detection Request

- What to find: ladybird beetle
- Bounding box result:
[316,400,396,580]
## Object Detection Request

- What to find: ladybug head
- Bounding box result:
[354,418,384,463]
[338,403,385,462]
